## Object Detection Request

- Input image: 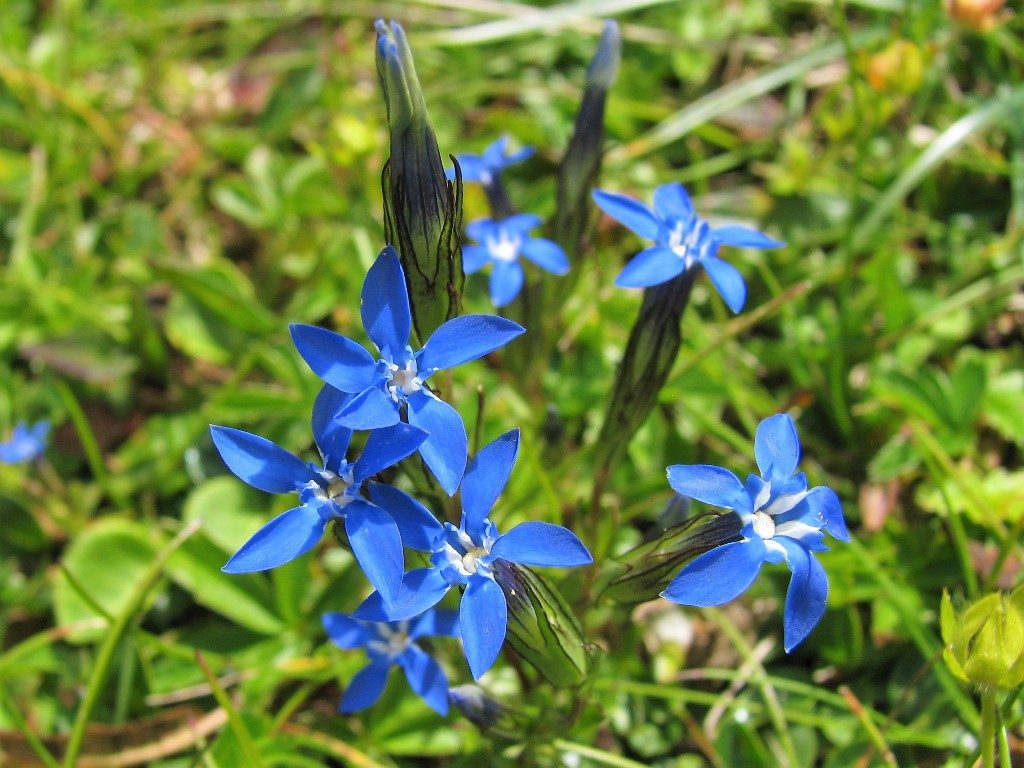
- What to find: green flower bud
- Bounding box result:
[941,587,1024,690]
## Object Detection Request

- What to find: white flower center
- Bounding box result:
[308,467,355,507]
[388,359,422,399]
[367,620,411,658]
[441,527,493,577]
[486,231,521,263]
[751,511,776,539]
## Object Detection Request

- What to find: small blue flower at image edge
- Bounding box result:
[592,182,784,312]
[353,428,593,679]
[290,245,525,496]
[0,421,49,464]
[463,214,569,307]
[210,385,428,607]
[445,135,534,186]
[323,608,459,716]
[662,413,850,652]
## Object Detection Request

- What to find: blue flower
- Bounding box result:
[0,421,49,464]
[322,608,459,715]
[445,135,533,186]
[592,182,784,312]
[210,385,428,606]
[354,429,593,679]
[661,413,850,651]
[463,215,569,307]
[290,246,525,495]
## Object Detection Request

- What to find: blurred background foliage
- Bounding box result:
[0,0,1022,766]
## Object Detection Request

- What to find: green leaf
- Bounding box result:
[182,477,269,555]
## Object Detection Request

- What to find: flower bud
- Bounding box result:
[941,587,1024,690]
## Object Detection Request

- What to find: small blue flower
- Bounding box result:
[354,428,593,679]
[290,246,525,495]
[592,183,784,312]
[661,413,850,652]
[210,385,428,606]
[323,608,459,715]
[445,135,533,186]
[0,421,49,464]
[463,215,569,307]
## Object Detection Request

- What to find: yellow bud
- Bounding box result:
[865,40,925,94]
[945,0,1008,32]
[941,587,1024,690]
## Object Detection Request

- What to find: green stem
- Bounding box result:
[980,689,996,768]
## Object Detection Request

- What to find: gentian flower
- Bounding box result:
[661,413,850,651]
[290,246,524,496]
[210,385,428,606]
[323,608,458,715]
[355,429,593,679]
[445,135,533,187]
[463,215,569,307]
[0,421,49,463]
[592,182,783,312]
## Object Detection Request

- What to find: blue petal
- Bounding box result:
[339,659,391,713]
[450,154,486,183]
[322,612,371,649]
[409,608,460,639]
[355,568,451,622]
[311,385,353,473]
[652,183,694,221]
[461,428,519,539]
[615,246,686,288]
[491,521,593,567]
[778,537,828,652]
[289,324,378,392]
[481,135,509,168]
[661,538,766,606]
[489,261,524,307]
[210,426,311,494]
[753,413,801,480]
[223,504,326,573]
[592,189,660,240]
[344,499,404,607]
[367,482,444,551]
[354,423,427,481]
[502,145,534,168]
[462,245,489,274]
[336,386,401,430]
[500,213,542,234]
[361,245,412,356]
[461,576,507,680]
[0,421,49,463]
[521,238,569,274]
[701,256,746,313]
[712,225,784,250]
[666,464,749,512]
[398,645,450,715]
[417,315,525,375]
[466,218,501,242]
[805,486,849,542]
[407,390,467,496]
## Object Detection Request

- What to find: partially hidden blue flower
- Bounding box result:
[661,413,850,652]
[323,608,459,715]
[210,385,428,606]
[290,246,525,496]
[463,214,569,307]
[354,428,593,679]
[592,182,784,312]
[0,421,49,464]
[445,135,533,187]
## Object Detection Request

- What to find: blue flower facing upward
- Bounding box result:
[354,429,593,679]
[0,421,49,464]
[463,215,569,307]
[210,385,428,607]
[445,135,533,187]
[323,608,459,715]
[290,246,525,495]
[592,182,784,312]
[661,414,850,651]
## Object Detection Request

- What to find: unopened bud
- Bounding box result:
[941,587,1024,690]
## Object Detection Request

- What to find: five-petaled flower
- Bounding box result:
[463,214,569,307]
[211,385,428,606]
[661,413,849,651]
[0,421,49,464]
[290,246,524,495]
[445,135,533,187]
[323,608,459,715]
[354,428,593,679]
[592,182,783,312]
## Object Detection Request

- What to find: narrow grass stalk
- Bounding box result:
[980,689,996,768]
[0,686,62,768]
[195,651,263,768]
[552,739,649,768]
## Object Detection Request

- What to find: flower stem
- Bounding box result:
[980,689,997,768]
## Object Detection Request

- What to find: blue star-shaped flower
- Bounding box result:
[445,135,533,186]
[354,429,593,679]
[323,608,459,715]
[290,246,525,495]
[210,385,428,606]
[592,182,784,312]
[463,214,569,307]
[0,421,49,464]
[661,413,850,651]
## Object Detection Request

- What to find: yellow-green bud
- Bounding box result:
[941,587,1024,690]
